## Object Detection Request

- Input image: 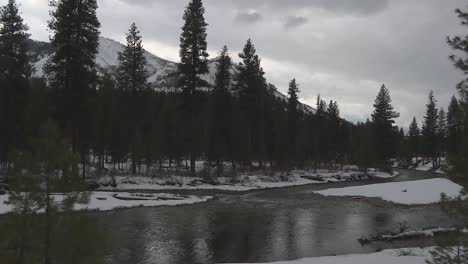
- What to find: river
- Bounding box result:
[96,169,452,264]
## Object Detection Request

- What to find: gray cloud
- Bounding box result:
[284,16,308,28]
[235,10,263,24]
[210,0,389,16]
[118,0,155,7]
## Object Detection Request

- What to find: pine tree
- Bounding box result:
[45,0,101,178]
[214,46,231,93]
[422,91,439,169]
[234,39,267,167]
[427,190,468,264]
[448,7,468,101]
[287,79,300,164]
[116,23,148,175]
[327,100,341,165]
[0,121,108,264]
[117,23,148,94]
[313,94,328,168]
[208,45,232,175]
[0,0,30,79]
[371,84,400,167]
[437,107,447,167]
[178,0,209,177]
[408,117,420,162]
[0,0,30,169]
[448,5,468,181]
[447,96,462,157]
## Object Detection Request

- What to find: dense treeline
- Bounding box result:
[0,0,466,179]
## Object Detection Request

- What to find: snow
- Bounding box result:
[97,169,395,192]
[220,247,433,264]
[409,157,447,174]
[380,227,467,240]
[366,168,399,178]
[415,162,434,172]
[0,192,211,215]
[314,178,463,205]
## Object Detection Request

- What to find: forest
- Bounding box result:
[0,0,465,180]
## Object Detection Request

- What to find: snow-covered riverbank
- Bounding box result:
[220,247,433,264]
[314,178,463,205]
[0,192,212,215]
[97,168,398,192]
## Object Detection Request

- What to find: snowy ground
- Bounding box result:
[220,247,433,264]
[410,158,447,174]
[0,192,212,215]
[314,178,463,205]
[359,227,467,245]
[97,168,397,192]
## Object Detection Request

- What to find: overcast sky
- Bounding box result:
[8,0,467,127]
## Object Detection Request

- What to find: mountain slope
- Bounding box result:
[28,37,315,114]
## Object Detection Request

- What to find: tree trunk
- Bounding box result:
[44,175,51,264]
[131,152,137,175]
[190,154,196,177]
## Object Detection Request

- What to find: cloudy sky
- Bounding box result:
[8,0,467,127]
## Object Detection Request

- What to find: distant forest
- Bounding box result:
[0,0,467,178]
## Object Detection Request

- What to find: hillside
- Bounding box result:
[27,37,315,114]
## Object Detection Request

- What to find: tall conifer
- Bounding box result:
[178,0,209,177]
[46,0,100,176]
[117,23,148,175]
[0,0,30,167]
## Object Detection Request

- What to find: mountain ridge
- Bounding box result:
[27,37,316,114]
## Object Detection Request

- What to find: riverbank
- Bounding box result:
[96,168,398,192]
[314,178,463,205]
[220,247,433,264]
[0,192,212,215]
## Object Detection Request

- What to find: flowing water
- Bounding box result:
[96,170,451,264]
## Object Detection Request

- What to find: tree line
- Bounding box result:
[0,0,467,179]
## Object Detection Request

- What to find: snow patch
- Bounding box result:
[314,178,463,205]
[97,168,394,192]
[0,192,211,215]
[220,247,433,264]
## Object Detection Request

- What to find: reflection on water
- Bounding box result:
[95,170,452,264]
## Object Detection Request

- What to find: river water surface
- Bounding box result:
[97,170,452,264]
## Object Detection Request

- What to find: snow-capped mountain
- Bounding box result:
[27,37,315,114]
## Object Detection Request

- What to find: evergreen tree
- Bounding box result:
[234,39,267,167]
[448,5,468,181]
[0,0,30,169]
[313,95,328,168]
[408,117,420,162]
[315,94,327,116]
[427,190,468,264]
[448,7,468,101]
[447,96,462,157]
[116,23,148,175]
[0,0,30,79]
[117,23,148,93]
[371,84,400,167]
[287,78,300,164]
[45,0,101,178]
[178,0,209,177]
[437,107,447,165]
[422,91,439,168]
[208,46,232,175]
[327,100,341,165]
